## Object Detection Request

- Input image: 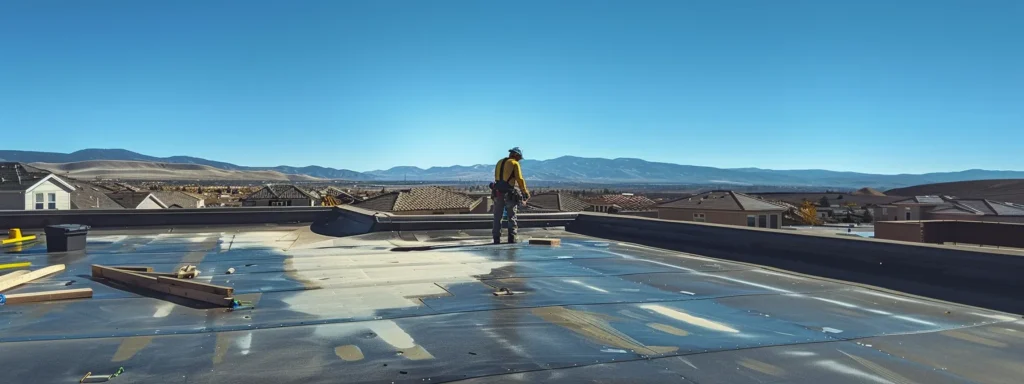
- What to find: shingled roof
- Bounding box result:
[0,162,69,191]
[585,194,658,211]
[354,186,479,212]
[928,199,1024,216]
[69,181,122,209]
[151,191,204,209]
[658,190,788,211]
[245,185,318,201]
[527,192,592,212]
[106,192,167,209]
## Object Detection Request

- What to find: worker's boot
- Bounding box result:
[507,235,518,244]
[493,236,501,245]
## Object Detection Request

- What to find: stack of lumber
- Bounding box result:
[91,264,233,307]
[0,264,94,305]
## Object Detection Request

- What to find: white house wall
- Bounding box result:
[23,180,71,210]
[136,196,165,209]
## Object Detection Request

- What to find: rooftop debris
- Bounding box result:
[91,264,233,307]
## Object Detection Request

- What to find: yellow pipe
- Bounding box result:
[2,235,36,245]
[0,261,31,270]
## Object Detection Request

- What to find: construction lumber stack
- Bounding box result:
[91,264,233,307]
[0,264,94,305]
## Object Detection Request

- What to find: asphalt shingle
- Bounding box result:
[659,190,787,211]
[354,186,478,212]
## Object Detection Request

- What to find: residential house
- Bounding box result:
[242,185,320,206]
[0,162,76,211]
[354,186,485,214]
[152,191,206,209]
[106,192,168,209]
[69,181,123,209]
[524,192,593,212]
[657,190,787,229]
[318,186,359,205]
[584,194,658,213]
[873,196,1024,223]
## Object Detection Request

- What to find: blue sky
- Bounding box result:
[1,1,1021,173]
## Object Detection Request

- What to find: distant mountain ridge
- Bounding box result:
[3,149,1024,188]
[0,149,370,180]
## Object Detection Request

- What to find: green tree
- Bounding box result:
[862,208,874,223]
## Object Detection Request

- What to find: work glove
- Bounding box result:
[522,191,530,200]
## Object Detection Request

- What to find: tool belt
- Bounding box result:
[489,158,523,202]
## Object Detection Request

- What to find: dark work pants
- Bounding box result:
[492,192,519,241]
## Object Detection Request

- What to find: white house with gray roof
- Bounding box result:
[0,162,76,211]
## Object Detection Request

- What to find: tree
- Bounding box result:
[799,200,820,225]
[862,208,874,223]
[818,196,831,208]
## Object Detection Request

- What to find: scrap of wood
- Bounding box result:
[2,288,93,305]
[0,270,30,284]
[0,264,65,292]
[111,266,154,272]
[528,238,561,246]
[92,265,232,307]
[156,276,233,296]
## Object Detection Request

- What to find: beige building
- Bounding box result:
[657,190,787,229]
[873,196,1024,223]
[0,163,76,211]
[354,186,485,215]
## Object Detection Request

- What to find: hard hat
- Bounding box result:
[509,147,523,157]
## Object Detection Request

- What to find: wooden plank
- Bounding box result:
[2,288,93,305]
[134,271,179,278]
[0,264,65,292]
[156,276,233,296]
[92,265,233,307]
[111,266,154,272]
[0,270,30,284]
[528,238,562,246]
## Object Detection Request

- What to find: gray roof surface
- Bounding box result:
[354,186,478,212]
[69,181,123,209]
[1,226,1020,383]
[896,196,948,204]
[151,191,204,209]
[105,192,161,209]
[586,194,658,211]
[659,190,788,211]
[0,162,53,191]
[528,192,592,212]
[245,184,318,201]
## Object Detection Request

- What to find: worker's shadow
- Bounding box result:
[84,276,226,310]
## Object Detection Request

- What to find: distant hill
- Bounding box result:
[32,160,321,181]
[5,149,1024,188]
[0,149,372,180]
[886,179,1024,204]
[368,156,1024,188]
[851,187,886,196]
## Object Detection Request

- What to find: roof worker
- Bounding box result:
[491,147,530,244]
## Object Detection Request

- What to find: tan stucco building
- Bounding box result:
[657,190,787,229]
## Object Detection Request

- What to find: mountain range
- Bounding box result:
[3,149,1023,189]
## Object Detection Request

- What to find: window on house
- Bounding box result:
[882,208,888,215]
[693,213,706,222]
[770,214,779,229]
[35,193,44,209]
[758,215,767,228]
[906,212,911,220]
[746,215,756,227]
[48,193,57,209]
[270,200,288,206]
